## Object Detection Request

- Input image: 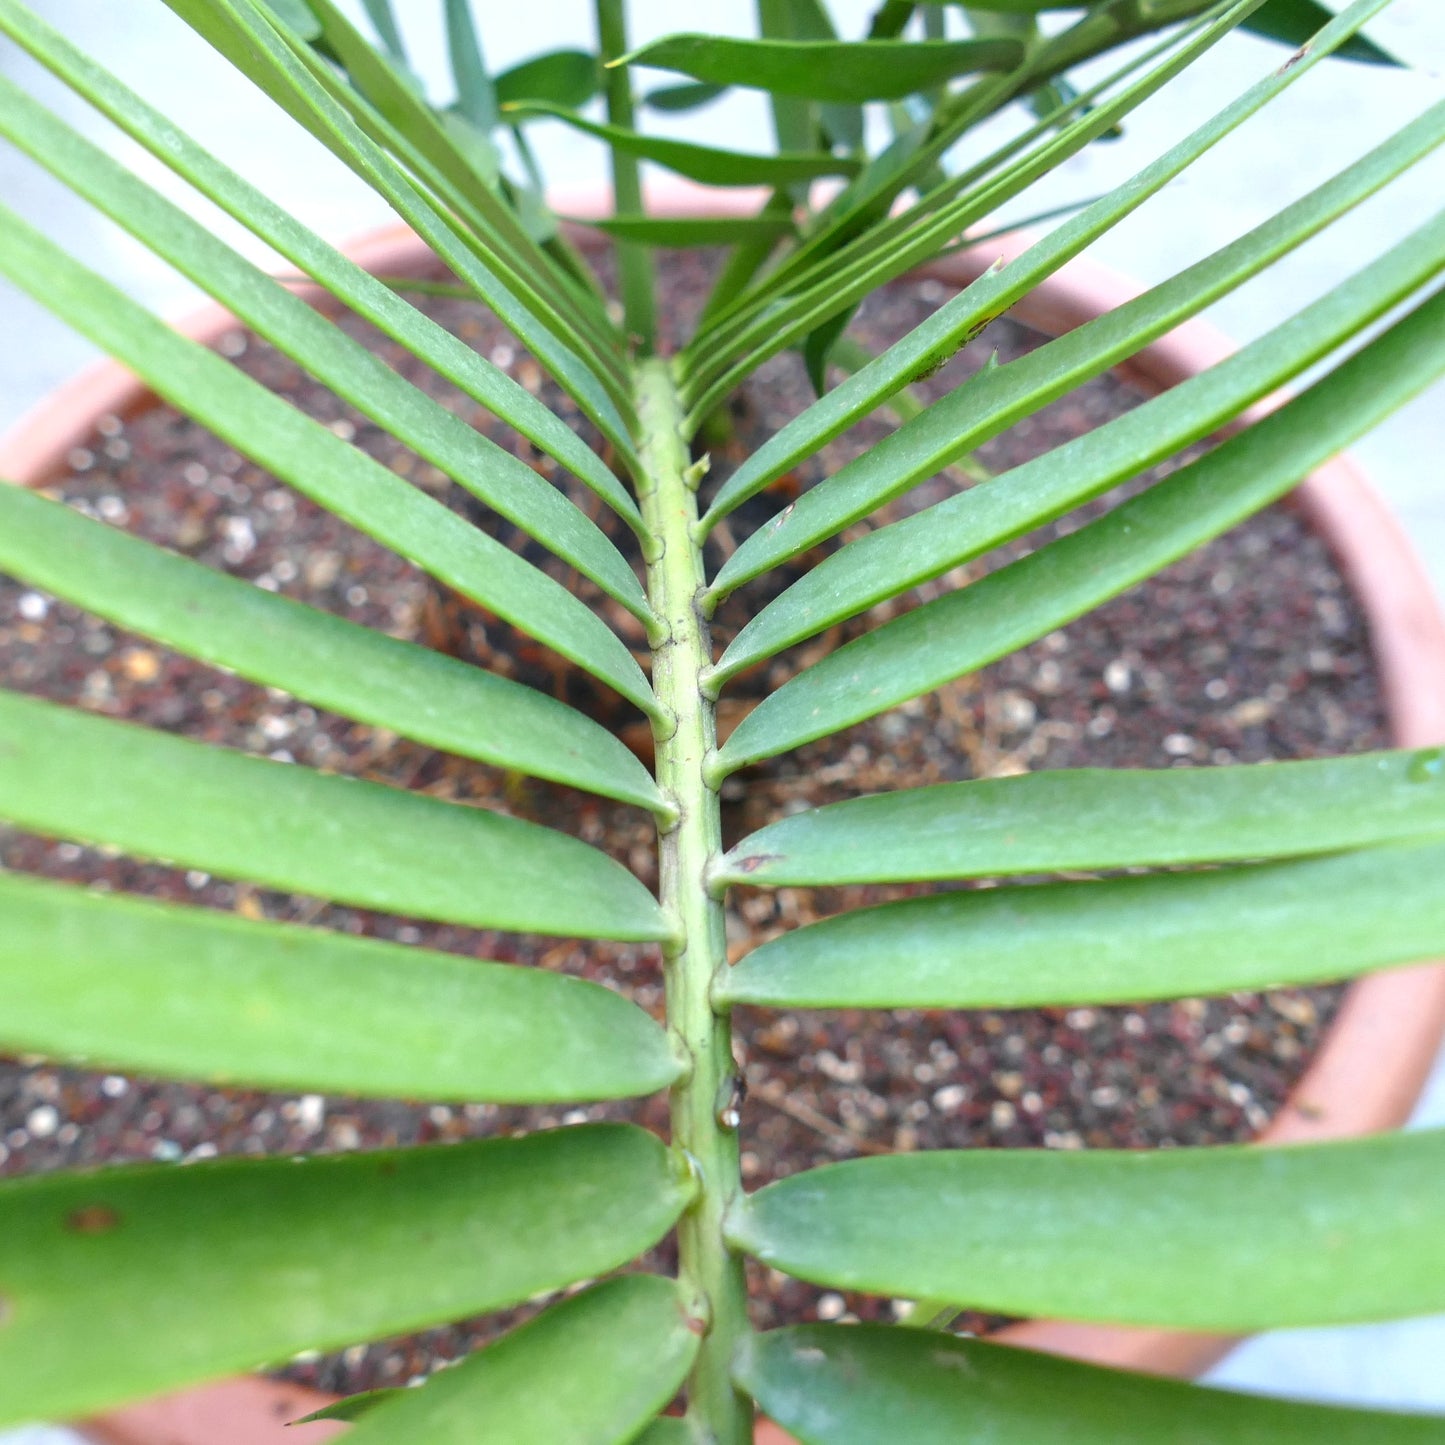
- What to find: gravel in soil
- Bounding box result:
[0,252,1384,1393]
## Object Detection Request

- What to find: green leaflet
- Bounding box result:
[715,749,1445,889]
[0,485,662,811]
[161,0,641,465]
[339,1277,699,1445]
[0,872,681,1101]
[496,48,600,109]
[503,103,862,187]
[0,0,639,525]
[618,35,1024,103]
[570,213,797,247]
[868,0,916,36]
[0,690,669,942]
[444,0,498,131]
[936,195,1110,253]
[0,204,660,718]
[737,1325,1445,1443]
[692,0,1386,485]
[710,161,1445,657]
[0,1126,690,1425]
[727,1130,1445,1331]
[695,189,797,328]
[714,286,1445,770]
[718,838,1445,1010]
[0,75,652,624]
[802,304,856,399]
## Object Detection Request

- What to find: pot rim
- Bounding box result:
[4,193,1442,1442]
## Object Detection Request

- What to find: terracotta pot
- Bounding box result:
[4,198,1443,1445]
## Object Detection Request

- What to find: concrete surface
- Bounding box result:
[0,1,1442,1435]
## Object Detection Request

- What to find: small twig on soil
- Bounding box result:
[748,1077,893,1157]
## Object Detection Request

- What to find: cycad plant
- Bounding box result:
[0,0,1443,1440]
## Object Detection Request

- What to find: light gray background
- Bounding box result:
[1,2,1442,1435]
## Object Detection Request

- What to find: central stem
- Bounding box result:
[637,358,751,1444]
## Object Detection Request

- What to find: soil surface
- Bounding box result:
[0,251,1385,1393]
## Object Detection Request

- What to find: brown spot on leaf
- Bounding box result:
[66,1204,121,1235]
[0,1294,12,1327]
[907,352,950,385]
[732,853,783,875]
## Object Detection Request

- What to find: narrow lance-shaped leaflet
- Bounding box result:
[715,748,1445,889]
[726,1129,1445,1331]
[0,688,670,942]
[0,1126,691,1426]
[738,1324,1445,1444]
[337,1276,701,1445]
[717,835,1445,1009]
[0,871,682,1102]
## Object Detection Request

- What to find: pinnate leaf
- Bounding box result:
[738,1324,1445,1443]
[339,1277,700,1445]
[728,1130,1445,1331]
[0,689,669,941]
[0,1126,689,1426]
[0,871,681,1101]
[719,838,1445,1010]
[716,749,1445,889]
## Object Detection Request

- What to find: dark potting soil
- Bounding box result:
[0,250,1385,1393]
